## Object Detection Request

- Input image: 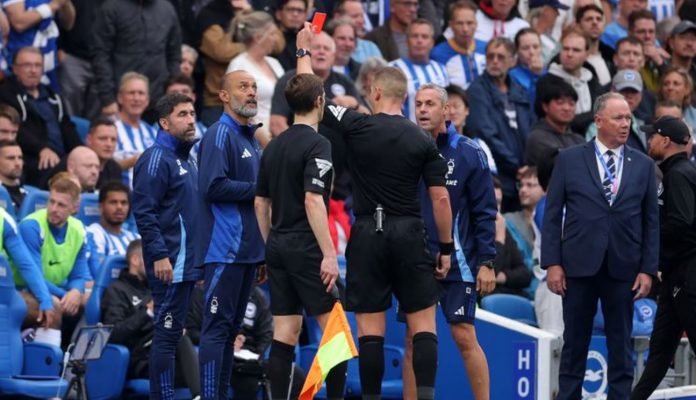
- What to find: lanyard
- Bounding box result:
[594,142,624,194]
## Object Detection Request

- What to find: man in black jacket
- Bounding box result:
[0,47,82,187]
[631,116,696,399]
[100,240,200,397]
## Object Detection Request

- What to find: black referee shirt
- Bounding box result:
[256,124,334,233]
[321,104,447,217]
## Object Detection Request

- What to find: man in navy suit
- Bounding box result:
[542,92,659,399]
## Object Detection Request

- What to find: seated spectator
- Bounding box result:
[273,0,308,70]
[101,239,200,395]
[658,67,696,129]
[327,17,362,82]
[180,44,198,79]
[509,28,545,107]
[668,21,696,99]
[600,0,649,49]
[628,10,666,93]
[226,10,285,148]
[66,147,100,193]
[503,166,545,298]
[0,103,19,141]
[389,18,449,121]
[0,47,82,188]
[467,37,535,212]
[0,140,26,212]
[525,75,584,188]
[86,181,139,264]
[19,173,89,345]
[527,0,568,61]
[365,0,418,61]
[490,177,532,298]
[2,0,75,90]
[475,0,530,42]
[431,0,486,90]
[85,117,122,190]
[333,0,384,63]
[576,4,613,86]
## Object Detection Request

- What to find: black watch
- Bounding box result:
[296,48,312,58]
[480,259,495,270]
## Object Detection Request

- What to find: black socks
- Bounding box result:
[268,340,296,400]
[358,335,385,398]
[412,332,438,400]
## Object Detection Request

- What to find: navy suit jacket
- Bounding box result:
[541,141,659,282]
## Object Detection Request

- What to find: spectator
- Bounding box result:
[475,0,530,42]
[113,72,157,184]
[654,99,684,119]
[226,10,285,147]
[431,0,486,90]
[389,18,449,121]
[180,44,198,79]
[467,37,534,212]
[527,0,568,61]
[100,239,200,396]
[0,140,25,212]
[365,0,418,61]
[668,21,696,102]
[273,0,309,70]
[92,0,182,120]
[355,56,388,101]
[195,0,247,125]
[628,10,666,93]
[333,0,384,62]
[66,146,99,193]
[84,117,122,190]
[2,0,75,90]
[657,16,681,45]
[0,47,82,188]
[490,176,532,298]
[600,0,649,49]
[658,66,696,129]
[614,36,646,72]
[19,173,89,345]
[0,103,19,141]
[525,75,584,188]
[509,28,545,106]
[86,181,139,265]
[327,17,362,82]
[576,4,613,86]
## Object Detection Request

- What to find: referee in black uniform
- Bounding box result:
[631,116,696,399]
[254,72,346,400]
[296,24,453,400]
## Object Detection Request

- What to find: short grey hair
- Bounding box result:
[593,92,626,115]
[181,44,198,62]
[356,57,388,97]
[417,83,448,105]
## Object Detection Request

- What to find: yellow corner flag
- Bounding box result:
[299,302,358,400]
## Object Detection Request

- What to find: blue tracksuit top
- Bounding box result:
[197,112,264,265]
[420,123,497,282]
[132,131,201,283]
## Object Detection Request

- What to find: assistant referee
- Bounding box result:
[296,24,454,400]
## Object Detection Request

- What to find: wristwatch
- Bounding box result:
[480,259,495,270]
[296,48,312,58]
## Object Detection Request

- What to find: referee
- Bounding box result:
[254,73,345,400]
[296,24,453,400]
[631,116,696,399]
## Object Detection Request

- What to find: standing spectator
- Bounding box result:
[509,29,545,106]
[466,37,535,212]
[0,47,81,188]
[273,0,308,70]
[658,67,696,129]
[333,0,383,62]
[668,21,696,98]
[542,92,658,400]
[628,10,666,93]
[87,181,139,264]
[92,0,182,119]
[431,0,487,90]
[84,117,122,190]
[474,0,530,42]
[66,146,99,193]
[2,0,75,90]
[0,140,26,212]
[389,18,449,121]
[614,36,646,72]
[0,104,19,141]
[576,4,613,86]
[180,44,198,79]
[600,0,649,49]
[327,17,362,82]
[365,0,418,61]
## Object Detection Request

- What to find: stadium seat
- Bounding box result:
[71,116,90,142]
[0,258,68,398]
[17,189,49,220]
[77,192,100,227]
[480,294,538,326]
[0,186,16,219]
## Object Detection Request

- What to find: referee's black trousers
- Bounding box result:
[631,267,696,400]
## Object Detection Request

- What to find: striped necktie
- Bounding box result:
[602,150,616,203]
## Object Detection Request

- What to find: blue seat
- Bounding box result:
[0,186,16,220]
[17,190,49,220]
[480,293,538,326]
[71,116,90,142]
[76,192,100,227]
[0,258,68,398]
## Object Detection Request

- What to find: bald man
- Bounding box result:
[67,146,100,193]
[195,69,266,400]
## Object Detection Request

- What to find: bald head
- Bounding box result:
[67,146,100,192]
[219,70,259,122]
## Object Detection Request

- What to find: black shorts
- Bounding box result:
[345,216,444,313]
[266,231,335,316]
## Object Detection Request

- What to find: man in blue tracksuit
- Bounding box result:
[402,83,498,400]
[196,70,265,400]
[132,93,201,400]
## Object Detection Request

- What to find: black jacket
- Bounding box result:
[525,119,585,190]
[101,270,153,377]
[492,229,532,298]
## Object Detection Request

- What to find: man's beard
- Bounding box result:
[232,103,258,118]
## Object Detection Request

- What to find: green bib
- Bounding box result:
[13,209,85,287]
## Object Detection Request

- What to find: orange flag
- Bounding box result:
[299,302,358,400]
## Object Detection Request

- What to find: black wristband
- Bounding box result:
[439,242,454,255]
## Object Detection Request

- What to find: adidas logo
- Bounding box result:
[454,306,466,316]
[241,148,252,159]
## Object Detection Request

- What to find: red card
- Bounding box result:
[311,12,327,34]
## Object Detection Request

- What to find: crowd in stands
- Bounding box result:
[0,0,694,393]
